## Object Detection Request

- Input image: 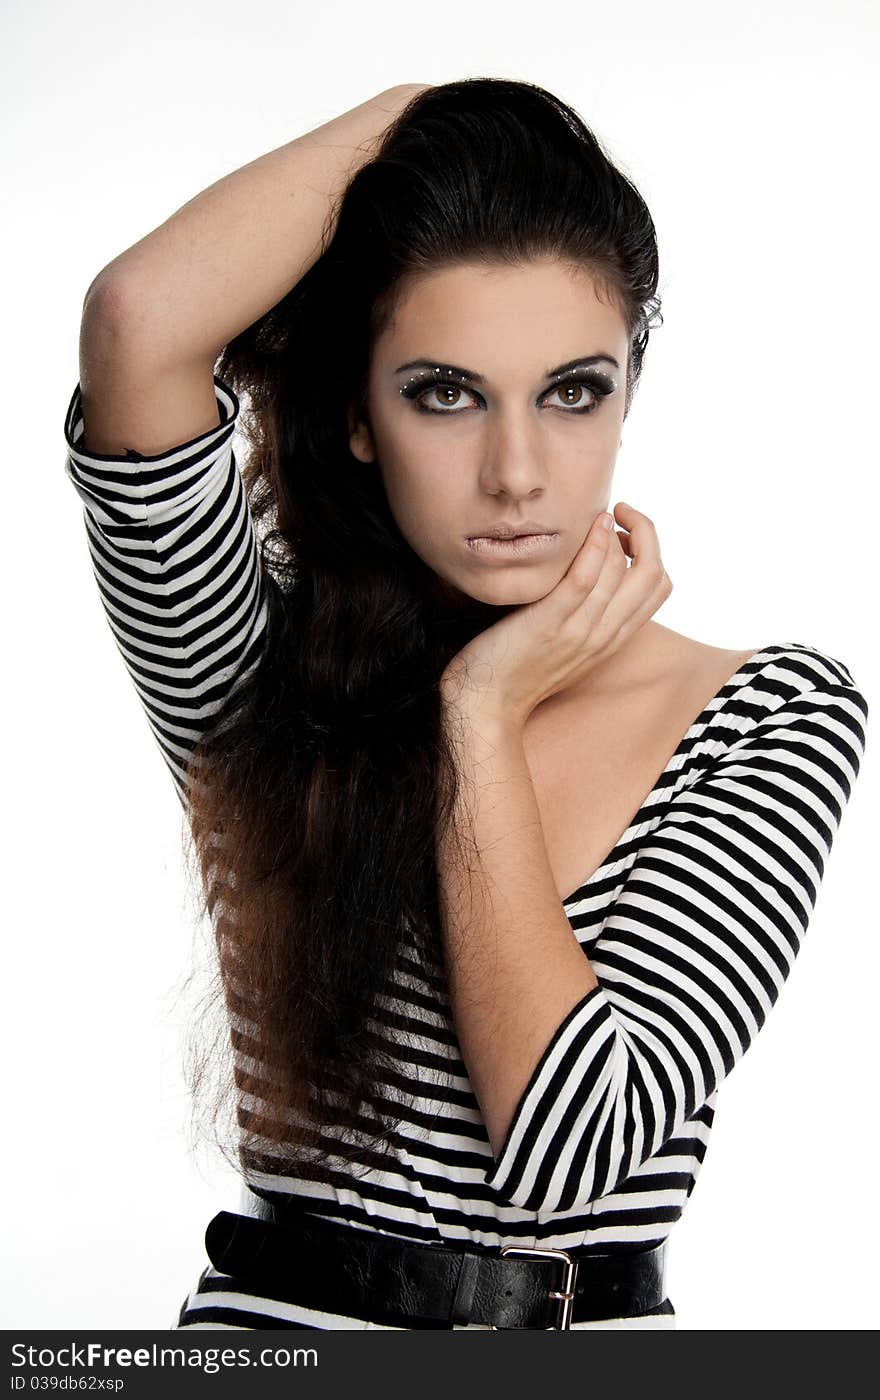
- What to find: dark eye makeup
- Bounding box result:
[397,365,618,416]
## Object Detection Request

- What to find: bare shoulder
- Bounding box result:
[529,622,761,759]
[576,621,761,704]
[637,626,763,730]
[655,624,760,688]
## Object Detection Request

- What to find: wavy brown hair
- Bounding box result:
[180,77,663,1187]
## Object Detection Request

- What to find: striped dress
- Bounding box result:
[63,373,869,1330]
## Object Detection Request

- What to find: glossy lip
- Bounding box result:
[466,532,559,559]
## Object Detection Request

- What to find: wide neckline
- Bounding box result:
[560,641,777,906]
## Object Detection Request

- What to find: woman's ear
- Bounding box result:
[348,404,377,464]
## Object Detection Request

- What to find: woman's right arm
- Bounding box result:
[79,83,429,457]
[66,84,428,806]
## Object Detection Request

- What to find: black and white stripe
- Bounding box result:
[64,376,868,1329]
[63,375,268,806]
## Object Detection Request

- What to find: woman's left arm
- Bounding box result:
[436,696,601,1157]
[438,661,868,1213]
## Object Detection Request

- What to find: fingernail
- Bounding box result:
[599,512,613,530]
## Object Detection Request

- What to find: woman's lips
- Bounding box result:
[465,532,559,559]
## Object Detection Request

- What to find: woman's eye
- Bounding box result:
[543,382,600,413]
[414,383,480,413]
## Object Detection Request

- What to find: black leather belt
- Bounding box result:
[204,1193,670,1329]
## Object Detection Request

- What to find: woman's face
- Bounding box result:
[349,256,630,608]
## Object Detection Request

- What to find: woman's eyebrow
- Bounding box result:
[393,353,620,383]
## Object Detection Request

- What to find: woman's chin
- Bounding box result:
[435,583,550,618]
[458,569,561,607]
[423,558,562,616]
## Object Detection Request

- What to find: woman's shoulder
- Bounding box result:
[637,627,868,759]
[655,631,868,800]
[656,626,864,702]
[544,624,866,755]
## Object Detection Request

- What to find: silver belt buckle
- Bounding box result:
[489,1244,578,1330]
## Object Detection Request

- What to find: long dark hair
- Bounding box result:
[182,77,663,1185]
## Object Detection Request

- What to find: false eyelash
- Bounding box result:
[398,367,617,415]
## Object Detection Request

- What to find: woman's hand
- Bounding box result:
[440,502,673,729]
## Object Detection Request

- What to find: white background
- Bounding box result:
[3,0,876,1331]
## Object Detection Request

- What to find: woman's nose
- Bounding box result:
[478,414,547,496]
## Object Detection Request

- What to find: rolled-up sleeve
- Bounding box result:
[63,374,269,807]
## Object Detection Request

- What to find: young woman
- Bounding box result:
[64,78,868,1330]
